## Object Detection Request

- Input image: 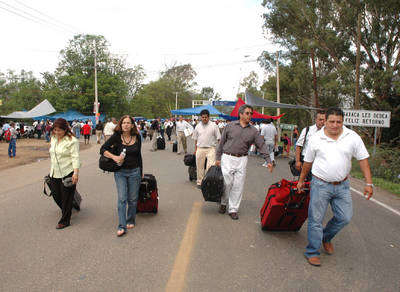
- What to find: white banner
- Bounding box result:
[343,110,391,128]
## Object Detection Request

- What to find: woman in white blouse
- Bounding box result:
[49,118,80,229]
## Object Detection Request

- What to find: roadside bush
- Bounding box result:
[352,145,400,184]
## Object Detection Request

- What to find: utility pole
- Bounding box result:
[262,91,265,115]
[276,51,281,139]
[94,41,99,124]
[175,92,178,110]
[355,5,362,109]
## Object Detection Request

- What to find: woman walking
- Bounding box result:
[100,116,143,237]
[49,118,80,229]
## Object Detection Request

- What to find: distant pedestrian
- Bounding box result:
[95,120,104,144]
[298,108,373,266]
[100,115,143,237]
[49,118,80,229]
[281,133,291,157]
[150,118,161,152]
[103,118,117,141]
[165,119,174,141]
[72,120,81,139]
[260,119,278,166]
[292,126,299,150]
[175,116,193,155]
[82,121,91,144]
[8,122,17,157]
[45,120,52,143]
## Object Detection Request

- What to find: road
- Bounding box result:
[0,136,399,291]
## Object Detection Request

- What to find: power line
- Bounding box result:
[13,0,81,33]
[0,0,75,34]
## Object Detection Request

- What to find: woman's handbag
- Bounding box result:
[99,154,122,172]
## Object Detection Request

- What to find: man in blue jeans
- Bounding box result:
[8,122,17,158]
[297,108,373,266]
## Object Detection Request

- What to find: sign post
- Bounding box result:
[343,109,391,156]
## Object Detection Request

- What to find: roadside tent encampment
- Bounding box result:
[34,109,105,124]
[170,104,222,116]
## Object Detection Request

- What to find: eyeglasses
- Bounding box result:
[244,112,253,115]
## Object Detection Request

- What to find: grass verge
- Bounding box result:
[351,171,400,196]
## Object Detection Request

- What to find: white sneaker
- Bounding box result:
[262,162,268,167]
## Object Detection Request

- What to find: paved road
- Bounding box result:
[0,136,399,291]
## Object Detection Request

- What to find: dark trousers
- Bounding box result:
[50,172,76,225]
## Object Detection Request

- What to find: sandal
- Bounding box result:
[127,224,135,229]
[117,229,126,237]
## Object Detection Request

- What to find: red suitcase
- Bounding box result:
[260,179,310,231]
[137,174,158,214]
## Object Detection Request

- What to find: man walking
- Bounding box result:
[150,118,161,152]
[193,109,221,189]
[95,120,104,144]
[260,119,278,166]
[103,118,117,141]
[295,111,326,172]
[297,108,373,266]
[175,116,192,155]
[216,104,274,220]
[8,122,17,158]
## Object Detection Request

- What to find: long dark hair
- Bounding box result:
[52,118,74,138]
[114,115,139,136]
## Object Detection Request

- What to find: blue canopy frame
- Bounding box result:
[171,104,222,116]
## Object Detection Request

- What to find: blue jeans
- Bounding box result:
[8,138,16,157]
[114,167,141,230]
[74,128,80,138]
[45,132,50,142]
[305,177,353,258]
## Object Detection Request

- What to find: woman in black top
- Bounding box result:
[100,115,143,237]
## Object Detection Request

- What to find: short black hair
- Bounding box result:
[325,107,344,119]
[238,104,253,117]
[200,109,210,117]
[316,110,325,117]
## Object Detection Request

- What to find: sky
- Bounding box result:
[0,0,277,100]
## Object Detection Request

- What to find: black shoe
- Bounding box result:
[218,205,226,214]
[229,212,239,220]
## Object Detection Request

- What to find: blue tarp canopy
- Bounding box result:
[34,109,105,124]
[171,104,222,116]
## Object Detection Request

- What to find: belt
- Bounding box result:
[313,175,348,185]
[223,152,247,158]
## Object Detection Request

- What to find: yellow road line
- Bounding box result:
[165,201,202,292]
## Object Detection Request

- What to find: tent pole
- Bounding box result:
[276,51,281,141]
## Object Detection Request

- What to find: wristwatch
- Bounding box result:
[366,183,374,187]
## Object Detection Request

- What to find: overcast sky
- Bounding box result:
[0,0,276,100]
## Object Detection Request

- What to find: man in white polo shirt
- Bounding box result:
[298,108,373,267]
[192,109,221,189]
[295,111,326,172]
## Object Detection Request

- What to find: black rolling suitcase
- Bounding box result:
[44,178,82,211]
[137,174,158,213]
[172,141,178,152]
[188,166,197,181]
[157,136,166,150]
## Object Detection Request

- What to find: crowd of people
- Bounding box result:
[1,104,375,268]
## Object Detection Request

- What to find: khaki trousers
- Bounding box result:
[177,131,187,154]
[196,147,216,185]
[96,130,103,143]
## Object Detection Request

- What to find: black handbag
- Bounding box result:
[99,154,122,172]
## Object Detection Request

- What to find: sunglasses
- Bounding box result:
[244,112,253,115]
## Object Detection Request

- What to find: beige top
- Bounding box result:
[192,121,221,148]
[49,136,80,178]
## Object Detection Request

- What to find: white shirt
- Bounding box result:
[304,126,369,182]
[260,123,277,144]
[296,124,322,155]
[176,120,192,132]
[103,122,116,136]
[164,121,173,128]
[218,122,225,128]
[192,121,221,148]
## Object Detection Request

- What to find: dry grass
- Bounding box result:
[0,138,91,171]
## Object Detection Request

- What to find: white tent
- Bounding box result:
[1,99,56,119]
